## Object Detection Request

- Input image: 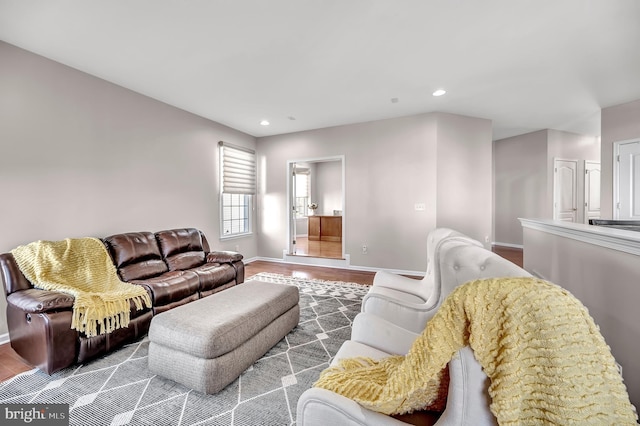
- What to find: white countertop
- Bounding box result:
[519,218,640,256]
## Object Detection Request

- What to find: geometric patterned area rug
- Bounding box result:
[0,273,370,425]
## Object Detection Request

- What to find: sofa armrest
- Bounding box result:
[7,289,74,313]
[206,251,243,264]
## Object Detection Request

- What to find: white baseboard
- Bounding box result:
[283,253,351,269]
[492,242,524,249]
[0,333,10,345]
[246,255,423,278]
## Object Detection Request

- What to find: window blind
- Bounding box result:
[219,141,256,195]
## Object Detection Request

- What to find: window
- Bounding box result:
[221,193,250,236]
[219,142,255,238]
[294,169,310,218]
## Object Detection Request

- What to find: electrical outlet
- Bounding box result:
[484,236,490,243]
[235,245,240,252]
[362,245,368,254]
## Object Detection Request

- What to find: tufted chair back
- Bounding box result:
[437,241,532,309]
[420,228,483,304]
[365,228,484,332]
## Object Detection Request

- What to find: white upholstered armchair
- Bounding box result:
[297,232,533,425]
[362,228,481,333]
[297,312,498,426]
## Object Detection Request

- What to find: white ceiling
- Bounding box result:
[1,1,639,140]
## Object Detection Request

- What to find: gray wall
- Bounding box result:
[435,112,493,244]
[494,130,548,246]
[0,41,258,336]
[256,112,492,271]
[257,114,438,271]
[494,129,599,246]
[601,99,640,219]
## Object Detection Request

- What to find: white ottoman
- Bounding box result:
[148,279,300,394]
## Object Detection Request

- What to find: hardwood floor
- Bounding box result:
[245,260,376,285]
[0,246,522,383]
[492,245,523,268]
[291,236,343,259]
[0,343,32,382]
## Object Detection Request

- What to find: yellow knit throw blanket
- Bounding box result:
[314,277,637,425]
[11,237,152,337]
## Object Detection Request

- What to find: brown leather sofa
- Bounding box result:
[0,228,244,375]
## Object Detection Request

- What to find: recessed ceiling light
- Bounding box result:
[432,89,446,97]
[260,120,270,126]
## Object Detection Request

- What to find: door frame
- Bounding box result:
[286,155,345,258]
[613,139,640,220]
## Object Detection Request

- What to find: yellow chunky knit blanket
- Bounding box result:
[11,237,151,337]
[315,277,637,425]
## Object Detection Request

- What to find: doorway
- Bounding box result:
[614,139,640,219]
[553,159,578,222]
[287,156,345,260]
[584,160,601,222]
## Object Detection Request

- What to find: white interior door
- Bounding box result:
[616,140,640,220]
[554,159,578,222]
[584,160,601,222]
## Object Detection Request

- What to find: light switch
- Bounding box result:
[414,203,426,211]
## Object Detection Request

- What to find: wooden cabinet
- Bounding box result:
[308,216,342,242]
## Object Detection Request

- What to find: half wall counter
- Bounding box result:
[519,218,640,409]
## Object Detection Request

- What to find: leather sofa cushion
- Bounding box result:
[206,251,243,264]
[155,228,204,258]
[165,251,205,271]
[7,289,74,313]
[103,232,168,280]
[192,263,236,293]
[119,259,169,282]
[156,229,206,271]
[131,270,200,306]
[104,232,165,267]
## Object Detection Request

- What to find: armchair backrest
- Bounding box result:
[437,242,531,309]
[422,228,482,306]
